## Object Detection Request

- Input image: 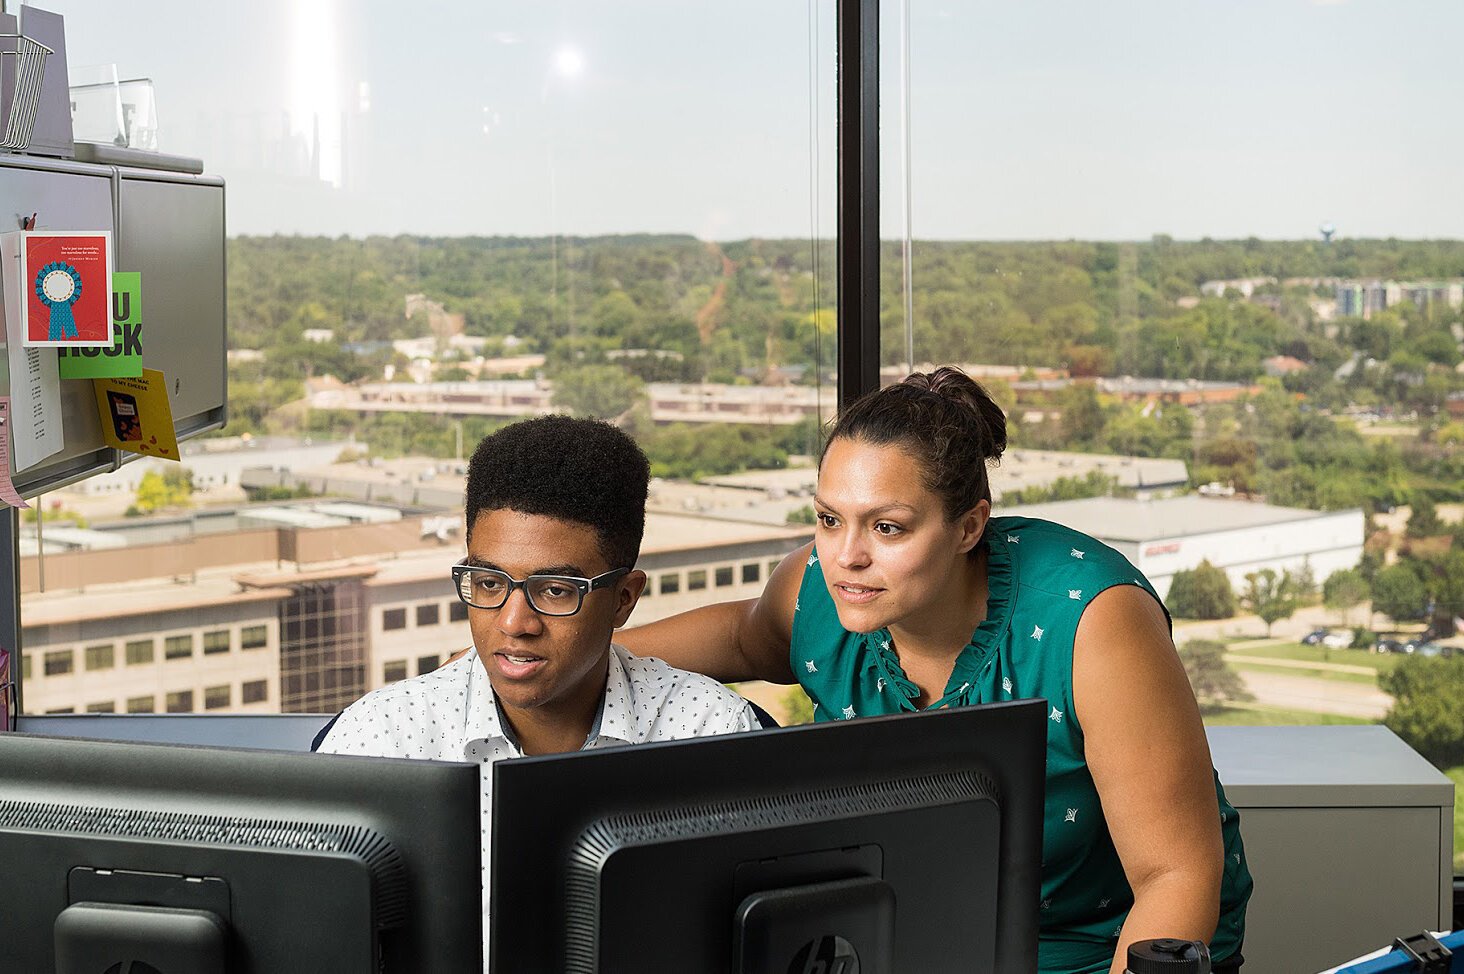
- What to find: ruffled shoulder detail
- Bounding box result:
[868,628,921,707]
[973,526,1015,658]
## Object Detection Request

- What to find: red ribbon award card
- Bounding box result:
[19,230,114,347]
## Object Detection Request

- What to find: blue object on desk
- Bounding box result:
[1339,930,1463,972]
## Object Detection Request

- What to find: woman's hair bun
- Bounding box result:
[902,366,1008,463]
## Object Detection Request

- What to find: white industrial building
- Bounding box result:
[1003,495,1365,600]
[68,437,357,495]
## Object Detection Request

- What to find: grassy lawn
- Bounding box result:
[1200,705,1371,727]
[1226,641,1401,675]
[1448,766,1464,872]
[1226,661,1379,687]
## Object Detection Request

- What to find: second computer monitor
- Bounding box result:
[491,699,1046,974]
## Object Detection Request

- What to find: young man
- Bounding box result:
[317,416,759,966]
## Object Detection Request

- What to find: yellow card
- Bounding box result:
[93,368,179,460]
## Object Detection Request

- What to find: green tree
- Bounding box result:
[550,364,645,420]
[1380,657,1464,767]
[1406,495,1443,538]
[133,468,194,514]
[1290,559,1318,605]
[1176,639,1253,713]
[1241,569,1297,637]
[1322,568,1369,627]
[785,505,817,526]
[1372,563,1428,625]
[1165,560,1236,620]
[22,504,88,528]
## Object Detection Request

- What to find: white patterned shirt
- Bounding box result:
[316,643,759,970]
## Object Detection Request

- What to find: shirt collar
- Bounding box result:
[596,643,638,746]
[460,643,639,759]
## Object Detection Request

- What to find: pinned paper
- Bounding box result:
[0,399,33,508]
[59,272,143,378]
[0,234,64,472]
[8,230,113,347]
[93,368,177,459]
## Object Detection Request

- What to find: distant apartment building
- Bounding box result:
[310,379,839,426]
[1333,279,1463,320]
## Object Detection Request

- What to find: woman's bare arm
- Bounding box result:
[616,542,810,684]
[1073,585,1224,974]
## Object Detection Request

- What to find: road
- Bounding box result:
[1234,668,1391,719]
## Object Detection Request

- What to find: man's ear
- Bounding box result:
[611,569,648,628]
[956,499,991,556]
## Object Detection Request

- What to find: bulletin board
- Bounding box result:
[0,155,227,497]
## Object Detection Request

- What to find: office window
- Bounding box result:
[125,639,155,665]
[417,655,440,675]
[126,695,155,714]
[715,566,734,587]
[164,635,194,660]
[44,650,73,676]
[165,691,194,713]
[46,707,74,714]
[21,652,31,681]
[767,560,780,575]
[9,4,832,731]
[86,701,116,713]
[742,563,761,584]
[660,573,680,595]
[204,685,231,710]
[84,644,115,671]
[203,630,231,655]
[241,680,268,704]
[687,570,708,591]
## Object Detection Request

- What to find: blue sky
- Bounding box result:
[38,0,1464,240]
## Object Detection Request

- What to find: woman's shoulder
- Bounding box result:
[991,515,1145,590]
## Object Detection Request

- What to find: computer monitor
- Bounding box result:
[0,733,482,973]
[491,699,1046,974]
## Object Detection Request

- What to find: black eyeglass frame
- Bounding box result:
[451,562,631,617]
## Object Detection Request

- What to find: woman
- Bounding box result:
[622,366,1251,974]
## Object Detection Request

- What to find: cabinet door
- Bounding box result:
[1237,805,1446,974]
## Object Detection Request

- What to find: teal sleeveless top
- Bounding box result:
[790,515,1252,973]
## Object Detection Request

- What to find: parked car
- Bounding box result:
[1301,629,1331,646]
[1374,638,1404,655]
[1414,643,1456,659]
[1320,630,1352,649]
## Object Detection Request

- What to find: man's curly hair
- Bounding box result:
[465,416,649,570]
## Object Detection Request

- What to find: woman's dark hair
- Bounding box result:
[465,415,649,569]
[822,366,1008,520]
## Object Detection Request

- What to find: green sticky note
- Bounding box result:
[58,272,143,379]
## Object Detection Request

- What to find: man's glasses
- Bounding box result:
[451,563,631,617]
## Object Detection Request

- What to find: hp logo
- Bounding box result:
[788,934,860,974]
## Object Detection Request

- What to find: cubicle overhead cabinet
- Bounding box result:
[0,154,226,497]
[1207,725,1455,974]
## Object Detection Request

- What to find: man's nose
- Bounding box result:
[495,586,543,635]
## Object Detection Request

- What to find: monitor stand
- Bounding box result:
[734,876,896,974]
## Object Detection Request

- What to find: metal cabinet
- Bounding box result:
[1208,725,1455,974]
